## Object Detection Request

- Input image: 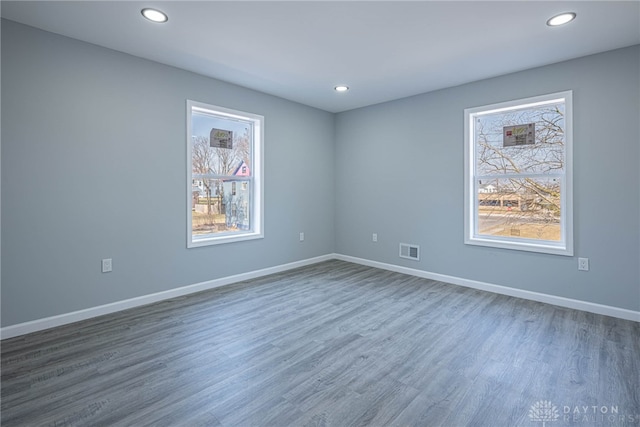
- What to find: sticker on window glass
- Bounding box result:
[210,128,233,149]
[503,123,535,147]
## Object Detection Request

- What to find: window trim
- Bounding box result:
[187,100,264,248]
[464,91,573,256]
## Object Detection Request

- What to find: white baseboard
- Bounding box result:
[2,252,637,340]
[334,254,640,323]
[0,254,334,340]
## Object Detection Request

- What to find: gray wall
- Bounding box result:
[1,20,335,326]
[335,45,640,311]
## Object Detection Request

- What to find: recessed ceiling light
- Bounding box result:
[334,85,349,92]
[546,12,576,27]
[141,8,168,23]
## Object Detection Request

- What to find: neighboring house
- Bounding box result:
[191,179,215,209]
[192,179,211,197]
[222,160,251,230]
[478,183,497,193]
[478,183,533,210]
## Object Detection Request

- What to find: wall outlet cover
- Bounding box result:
[578,257,589,271]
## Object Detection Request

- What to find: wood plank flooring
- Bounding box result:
[2,260,639,426]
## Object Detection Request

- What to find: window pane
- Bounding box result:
[475,103,565,176]
[191,111,252,174]
[192,179,251,238]
[477,177,561,242]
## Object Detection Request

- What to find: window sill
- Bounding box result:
[188,231,264,248]
[465,235,573,257]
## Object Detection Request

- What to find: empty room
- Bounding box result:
[1,1,639,426]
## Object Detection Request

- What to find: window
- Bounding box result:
[464,91,573,256]
[187,100,263,247]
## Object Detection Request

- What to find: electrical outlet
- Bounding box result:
[102,258,112,273]
[372,233,378,242]
[578,257,589,271]
[299,232,305,242]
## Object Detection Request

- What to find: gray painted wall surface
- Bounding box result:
[1,21,335,326]
[335,45,640,311]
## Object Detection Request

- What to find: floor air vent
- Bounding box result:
[399,243,420,261]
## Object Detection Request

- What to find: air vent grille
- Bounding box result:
[399,243,420,261]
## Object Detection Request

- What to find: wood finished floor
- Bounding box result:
[1,260,639,426]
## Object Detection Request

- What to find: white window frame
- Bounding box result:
[187,100,264,248]
[464,91,573,256]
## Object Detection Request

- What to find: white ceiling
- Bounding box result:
[2,1,639,113]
